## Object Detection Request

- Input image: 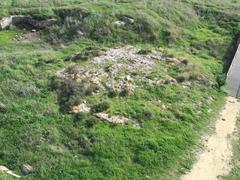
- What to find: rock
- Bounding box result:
[208,109,212,113]
[164,77,177,84]
[118,15,135,24]
[95,113,129,124]
[77,30,84,36]
[0,16,13,29]
[0,102,6,113]
[114,20,126,26]
[0,165,21,178]
[70,103,90,113]
[161,104,167,110]
[21,164,33,175]
[0,15,56,30]
[95,113,140,128]
[207,96,214,101]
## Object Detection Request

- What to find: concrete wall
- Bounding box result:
[226,44,240,97]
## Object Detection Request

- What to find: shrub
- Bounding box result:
[66,64,79,74]
[73,112,88,124]
[138,48,152,55]
[143,110,153,120]
[176,74,188,83]
[91,101,110,113]
[66,46,104,62]
[216,74,226,87]
[14,82,39,97]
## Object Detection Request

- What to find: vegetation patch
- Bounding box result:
[0,0,238,179]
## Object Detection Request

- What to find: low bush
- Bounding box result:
[91,101,110,113]
[66,64,79,74]
[216,74,227,87]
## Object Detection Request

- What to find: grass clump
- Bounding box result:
[66,46,104,62]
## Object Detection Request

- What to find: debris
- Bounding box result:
[70,103,90,113]
[95,113,140,128]
[0,165,21,178]
[95,113,130,124]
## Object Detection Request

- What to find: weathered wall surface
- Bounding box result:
[226,44,240,97]
[0,16,13,29]
[0,15,56,30]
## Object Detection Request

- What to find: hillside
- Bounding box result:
[0,0,239,179]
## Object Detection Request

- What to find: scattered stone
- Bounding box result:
[118,15,135,24]
[15,31,41,43]
[114,20,126,26]
[208,96,214,101]
[93,46,158,69]
[39,137,46,143]
[21,164,33,175]
[0,102,6,113]
[70,103,90,113]
[222,118,226,121]
[164,77,177,84]
[77,30,84,36]
[0,165,21,178]
[161,104,167,110]
[49,145,64,153]
[57,46,187,99]
[95,113,140,128]
[95,113,130,124]
[208,109,212,113]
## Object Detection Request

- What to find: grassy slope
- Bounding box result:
[0,0,239,179]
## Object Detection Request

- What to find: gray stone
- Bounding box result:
[21,164,33,175]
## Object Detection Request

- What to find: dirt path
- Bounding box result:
[182,96,240,180]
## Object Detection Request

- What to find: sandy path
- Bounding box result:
[182,96,240,180]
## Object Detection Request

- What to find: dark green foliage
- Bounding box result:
[216,74,227,87]
[66,46,104,62]
[91,101,110,113]
[51,78,83,112]
[138,48,152,55]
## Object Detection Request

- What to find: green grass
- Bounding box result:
[0,0,238,179]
